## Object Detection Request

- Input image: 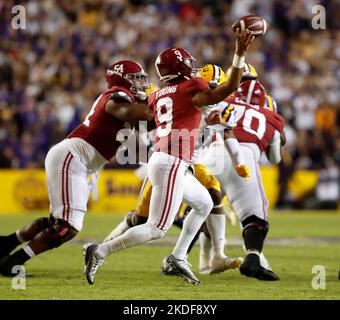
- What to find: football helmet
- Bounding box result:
[198,64,226,88]
[226,62,258,82]
[155,47,198,83]
[105,60,151,100]
[234,80,267,108]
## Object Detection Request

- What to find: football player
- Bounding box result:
[84,29,255,285]
[201,79,285,281]
[104,64,244,276]
[227,62,278,112]
[198,63,281,274]
[0,60,153,276]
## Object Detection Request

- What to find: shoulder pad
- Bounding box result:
[109,91,134,104]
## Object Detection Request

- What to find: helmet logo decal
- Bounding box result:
[114,64,124,74]
[174,50,183,61]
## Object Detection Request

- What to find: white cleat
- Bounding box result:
[83,244,104,285]
[165,255,200,285]
[210,256,244,274]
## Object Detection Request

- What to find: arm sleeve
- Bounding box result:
[224,138,245,166]
[109,91,134,104]
[268,130,281,164]
[221,104,237,129]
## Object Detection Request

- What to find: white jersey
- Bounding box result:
[193,101,238,164]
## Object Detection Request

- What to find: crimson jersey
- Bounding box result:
[148,77,209,162]
[224,96,285,152]
[68,86,135,160]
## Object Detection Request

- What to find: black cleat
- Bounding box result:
[164,255,200,285]
[0,236,15,260]
[240,253,280,281]
[83,244,104,285]
[0,256,17,277]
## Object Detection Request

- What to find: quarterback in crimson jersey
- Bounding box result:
[148,77,209,162]
[201,79,285,281]
[85,29,256,285]
[0,60,153,277]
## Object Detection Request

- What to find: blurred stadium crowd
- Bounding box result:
[0,0,339,208]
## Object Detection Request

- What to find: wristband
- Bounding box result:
[232,54,245,69]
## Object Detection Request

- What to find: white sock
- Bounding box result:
[96,223,164,259]
[205,214,226,259]
[172,209,209,260]
[199,232,212,256]
[199,232,212,270]
[103,219,130,242]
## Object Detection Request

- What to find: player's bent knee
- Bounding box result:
[45,220,78,249]
[242,215,269,233]
[189,190,213,216]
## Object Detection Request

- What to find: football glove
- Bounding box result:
[235,164,250,180]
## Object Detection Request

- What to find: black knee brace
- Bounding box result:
[44,219,78,249]
[242,215,269,252]
[129,210,148,226]
[208,188,222,206]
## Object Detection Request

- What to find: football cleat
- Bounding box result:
[161,256,179,276]
[210,256,243,275]
[0,255,16,277]
[0,236,16,260]
[83,244,104,285]
[240,253,280,281]
[164,255,200,285]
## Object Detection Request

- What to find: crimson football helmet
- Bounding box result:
[105,60,151,100]
[234,80,267,108]
[155,47,198,83]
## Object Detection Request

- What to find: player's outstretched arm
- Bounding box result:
[193,29,255,108]
[266,130,282,164]
[105,100,153,124]
[205,109,250,179]
[224,130,250,179]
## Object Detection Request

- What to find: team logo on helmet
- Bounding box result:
[105,60,151,100]
[234,80,267,108]
[155,47,197,83]
[198,64,226,88]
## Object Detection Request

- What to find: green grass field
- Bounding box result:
[0,211,340,300]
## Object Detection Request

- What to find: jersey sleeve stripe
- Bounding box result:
[222,105,234,122]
